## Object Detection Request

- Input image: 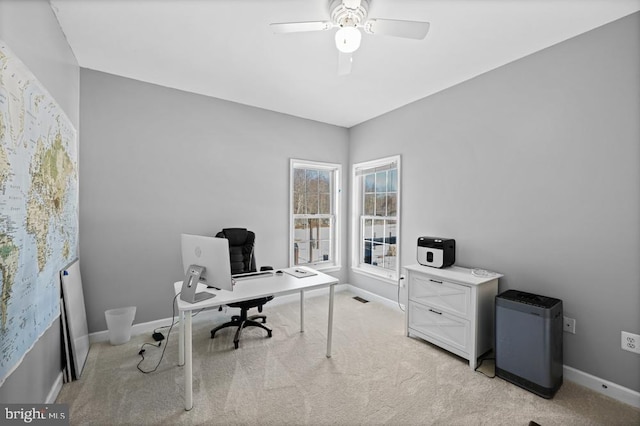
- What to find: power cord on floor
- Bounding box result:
[137,293,180,374]
[397,274,405,312]
[474,355,496,379]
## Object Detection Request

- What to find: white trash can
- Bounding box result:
[105,306,136,345]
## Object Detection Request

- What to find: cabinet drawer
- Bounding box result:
[409,274,471,318]
[408,301,470,353]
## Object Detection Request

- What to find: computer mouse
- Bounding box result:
[276,270,283,275]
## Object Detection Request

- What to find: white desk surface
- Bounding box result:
[173,265,339,411]
[174,267,339,311]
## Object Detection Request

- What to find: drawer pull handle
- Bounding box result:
[429,279,443,284]
[429,309,443,315]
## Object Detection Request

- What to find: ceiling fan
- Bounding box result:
[270,0,430,75]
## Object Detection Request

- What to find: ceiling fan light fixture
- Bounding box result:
[335,26,361,53]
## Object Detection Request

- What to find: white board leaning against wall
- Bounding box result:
[61,260,89,380]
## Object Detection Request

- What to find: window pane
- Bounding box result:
[362,218,372,265]
[387,168,397,192]
[319,193,330,214]
[387,193,397,216]
[364,174,375,192]
[319,218,331,239]
[383,220,397,270]
[294,241,309,265]
[293,191,304,214]
[294,218,308,241]
[373,219,385,241]
[306,169,318,193]
[376,171,387,192]
[375,194,386,216]
[319,240,331,262]
[306,192,318,214]
[383,245,397,270]
[363,218,373,239]
[310,244,321,263]
[372,243,384,266]
[364,193,375,216]
[308,218,319,240]
[293,169,306,190]
[318,170,330,193]
[363,239,372,265]
[386,220,397,240]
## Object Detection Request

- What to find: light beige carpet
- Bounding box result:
[56,291,640,425]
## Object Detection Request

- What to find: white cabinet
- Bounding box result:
[404,264,502,370]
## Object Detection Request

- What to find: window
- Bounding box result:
[352,156,400,281]
[290,159,341,270]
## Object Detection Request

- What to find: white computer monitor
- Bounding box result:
[181,234,233,292]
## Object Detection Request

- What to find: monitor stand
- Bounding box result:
[181,265,215,303]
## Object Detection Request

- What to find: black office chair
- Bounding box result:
[210,228,274,349]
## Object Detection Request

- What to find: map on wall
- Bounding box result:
[0,40,78,385]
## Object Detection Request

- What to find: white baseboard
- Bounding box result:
[563,365,640,409]
[347,286,640,409]
[46,372,64,404]
[89,284,351,344]
[86,284,639,410]
[345,285,405,312]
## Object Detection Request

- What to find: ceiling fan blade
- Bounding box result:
[363,19,430,40]
[270,21,333,34]
[337,52,353,76]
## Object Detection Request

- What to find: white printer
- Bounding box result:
[417,237,456,268]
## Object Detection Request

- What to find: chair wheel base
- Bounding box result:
[211,316,273,349]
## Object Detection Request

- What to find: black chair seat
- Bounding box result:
[227,295,273,310]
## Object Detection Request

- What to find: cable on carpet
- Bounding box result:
[397,274,405,312]
[137,293,180,374]
[474,354,496,379]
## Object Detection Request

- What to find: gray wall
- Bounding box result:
[79,70,349,332]
[2,0,636,404]
[349,13,640,392]
[0,0,79,402]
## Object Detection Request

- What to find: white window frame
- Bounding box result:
[289,159,341,271]
[351,155,401,283]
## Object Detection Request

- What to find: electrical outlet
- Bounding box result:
[621,331,640,354]
[563,316,576,334]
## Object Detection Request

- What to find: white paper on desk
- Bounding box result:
[284,268,318,278]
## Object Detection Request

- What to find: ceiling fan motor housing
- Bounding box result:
[330,0,369,28]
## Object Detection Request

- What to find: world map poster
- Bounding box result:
[0,40,78,385]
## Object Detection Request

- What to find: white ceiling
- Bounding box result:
[50,0,640,128]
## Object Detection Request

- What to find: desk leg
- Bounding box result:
[178,310,185,366]
[184,312,193,411]
[300,290,305,333]
[326,284,335,358]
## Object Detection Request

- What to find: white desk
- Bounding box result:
[173,267,339,411]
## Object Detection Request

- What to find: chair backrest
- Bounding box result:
[215,228,256,275]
